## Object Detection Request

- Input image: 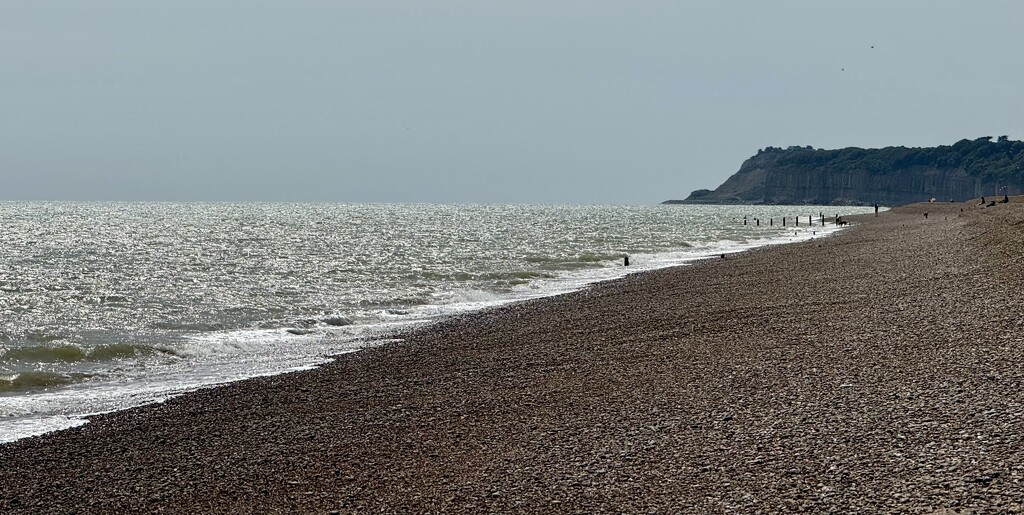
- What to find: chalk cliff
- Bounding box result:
[667,137,1024,206]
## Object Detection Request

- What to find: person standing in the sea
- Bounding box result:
[874,203,879,216]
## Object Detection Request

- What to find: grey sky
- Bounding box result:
[2,1,1022,203]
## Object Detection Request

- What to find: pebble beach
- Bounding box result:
[2,199,1023,514]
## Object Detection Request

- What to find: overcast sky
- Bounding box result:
[2,1,1022,203]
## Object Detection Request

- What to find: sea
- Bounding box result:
[0,202,875,442]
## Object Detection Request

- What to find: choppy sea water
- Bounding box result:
[0,202,874,442]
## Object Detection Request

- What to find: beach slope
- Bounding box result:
[2,200,1023,513]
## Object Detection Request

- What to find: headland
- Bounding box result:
[665,137,1024,206]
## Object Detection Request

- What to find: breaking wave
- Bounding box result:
[0,371,91,392]
[0,344,176,364]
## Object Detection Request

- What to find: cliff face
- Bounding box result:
[670,138,1024,206]
[760,166,1005,205]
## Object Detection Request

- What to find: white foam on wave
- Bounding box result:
[437,289,503,305]
[173,329,316,358]
[0,324,378,443]
[0,415,88,443]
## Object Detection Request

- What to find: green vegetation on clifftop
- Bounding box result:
[759,136,1024,178]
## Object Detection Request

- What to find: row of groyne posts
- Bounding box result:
[624,211,849,266]
[742,212,847,227]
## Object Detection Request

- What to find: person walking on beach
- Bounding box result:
[874,203,879,216]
